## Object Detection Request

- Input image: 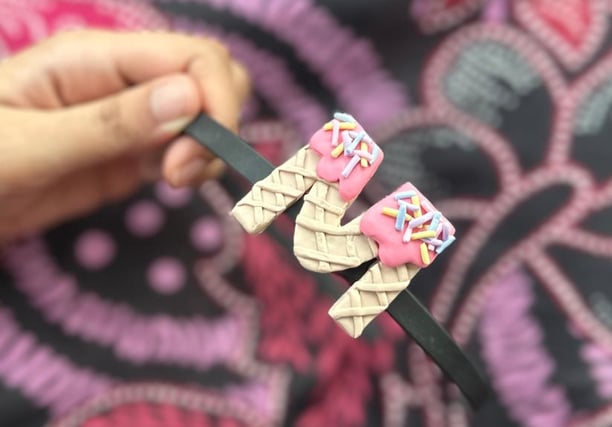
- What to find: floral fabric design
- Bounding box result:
[2,1,612,426]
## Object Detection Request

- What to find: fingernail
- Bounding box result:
[172,158,207,186]
[150,76,196,123]
[157,117,193,135]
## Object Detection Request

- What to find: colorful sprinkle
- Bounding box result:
[382,207,413,222]
[395,203,407,231]
[331,143,344,158]
[421,200,435,212]
[341,154,361,178]
[428,212,441,231]
[342,130,352,145]
[331,119,340,146]
[382,207,397,218]
[411,196,421,218]
[334,112,356,123]
[371,146,380,162]
[436,235,456,254]
[394,191,416,200]
[402,227,413,243]
[398,201,419,211]
[360,142,369,167]
[442,224,450,240]
[408,212,434,229]
[324,121,356,131]
[411,231,437,240]
[345,131,365,154]
[420,243,431,265]
[352,150,373,160]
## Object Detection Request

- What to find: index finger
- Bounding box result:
[0,30,249,130]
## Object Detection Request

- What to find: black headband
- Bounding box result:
[185,114,491,409]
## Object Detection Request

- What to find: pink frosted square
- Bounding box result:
[360,183,456,268]
[308,123,383,202]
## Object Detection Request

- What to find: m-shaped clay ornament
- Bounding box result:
[231,113,456,338]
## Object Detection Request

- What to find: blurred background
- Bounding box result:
[2,0,612,426]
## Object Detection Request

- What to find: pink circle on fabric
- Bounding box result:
[191,217,224,252]
[147,257,186,294]
[125,201,165,237]
[75,230,116,270]
[155,181,192,208]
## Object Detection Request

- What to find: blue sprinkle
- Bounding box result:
[394,191,416,200]
[345,131,365,154]
[370,145,380,163]
[428,212,442,231]
[333,112,356,123]
[395,203,407,231]
[398,201,419,211]
[436,235,456,254]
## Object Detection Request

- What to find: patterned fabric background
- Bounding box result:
[2,0,612,426]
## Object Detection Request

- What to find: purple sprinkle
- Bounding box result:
[442,224,450,240]
[402,227,413,243]
[331,119,340,146]
[341,154,361,178]
[342,130,352,145]
[422,200,435,212]
[423,238,443,246]
[398,201,419,211]
[352,150,373,161]
[409,212,434,228]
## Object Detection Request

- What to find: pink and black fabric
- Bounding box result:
[2,0,612,426]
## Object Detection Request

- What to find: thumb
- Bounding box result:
[21,74,200,180]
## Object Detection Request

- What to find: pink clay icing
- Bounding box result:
[360,183,456,268]
[308,121,383,201]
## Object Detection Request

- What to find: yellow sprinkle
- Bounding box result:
[411,195,421,218]
[382,207,399,218]
[411,231,436,240]
[420,243,431,265]
[331,143,344,158]
[360,142,369,167]
[381,207,413,221]
[323,122,356,131]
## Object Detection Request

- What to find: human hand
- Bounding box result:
[0,30,250,243]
